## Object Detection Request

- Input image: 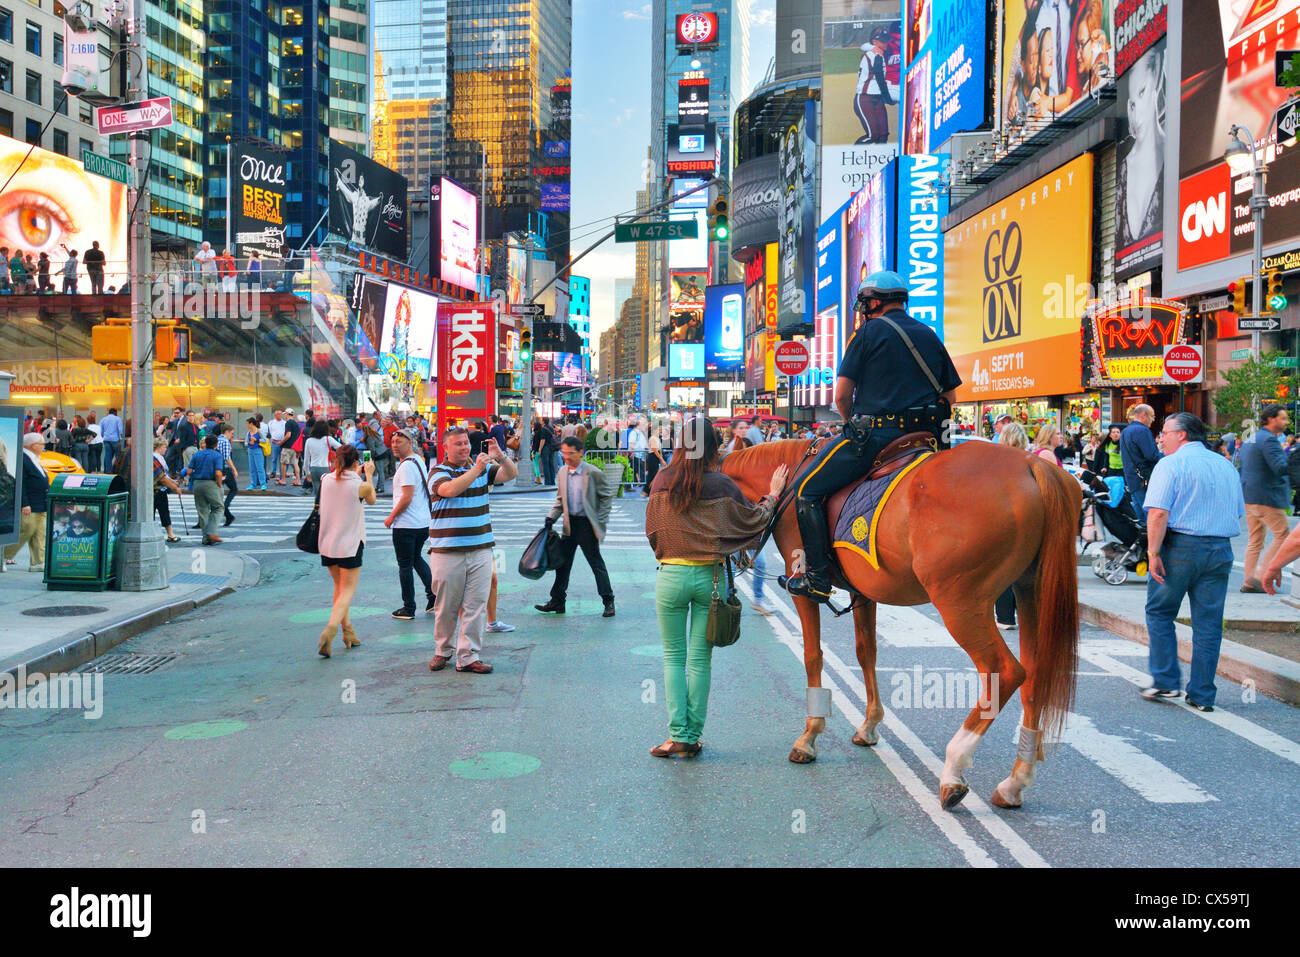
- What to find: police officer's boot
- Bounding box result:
[787,499,834,602]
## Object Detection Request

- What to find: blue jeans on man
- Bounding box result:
[1128,484,1146,516]
[268,441,283,478]
[1144,532,1234,707]
[102,440,121,472]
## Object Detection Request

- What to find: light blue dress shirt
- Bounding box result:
[565,466,586,516]
[1144,440,1245,538]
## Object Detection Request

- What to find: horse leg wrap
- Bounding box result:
[1017,725,1042,764]
[806,686,833,719]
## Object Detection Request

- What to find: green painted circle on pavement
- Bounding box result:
[449,751,541,780]
[288,606,386,624]
[164,719,248,741]
[630,644,663,657]
[378,633,435,646]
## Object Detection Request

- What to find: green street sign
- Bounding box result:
[82,149,131,186]
[1230,348,1252,360]
[1275,356,1299,368]
[1270,293,1289,311]
[614,220,699,243]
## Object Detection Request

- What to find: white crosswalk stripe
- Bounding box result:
[203,493,650,551]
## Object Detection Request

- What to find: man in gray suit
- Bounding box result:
[535,436,617,617]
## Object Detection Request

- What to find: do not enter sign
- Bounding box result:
[774,340,810,377]
[1162,344,1203,384]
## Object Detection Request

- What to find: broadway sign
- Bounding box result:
[231,141,287,259]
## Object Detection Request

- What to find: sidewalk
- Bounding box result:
[1077,575,1300,706]
[0,547,258,683]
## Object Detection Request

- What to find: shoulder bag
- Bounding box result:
[705,558,743,647]
[296,503,321,553]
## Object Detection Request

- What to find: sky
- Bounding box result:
[571,0,775,360]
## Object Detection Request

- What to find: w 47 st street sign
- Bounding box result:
[97,97,174,136]
[614,220,699,243]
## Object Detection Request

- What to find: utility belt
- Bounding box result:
[844,400,950,449]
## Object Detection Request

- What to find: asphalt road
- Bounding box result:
[2,490,1298,867]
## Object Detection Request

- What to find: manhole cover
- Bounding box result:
[21,605,108,618]
[76,653,180,675]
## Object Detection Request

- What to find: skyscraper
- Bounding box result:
[646,0,750,368]
[445,0,572,275]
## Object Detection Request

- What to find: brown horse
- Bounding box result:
[722,439,1080,810]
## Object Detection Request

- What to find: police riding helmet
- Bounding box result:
[855,270,909,315]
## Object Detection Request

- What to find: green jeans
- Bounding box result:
[656,563,723,745]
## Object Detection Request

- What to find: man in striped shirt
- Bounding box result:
[426,425,517,674]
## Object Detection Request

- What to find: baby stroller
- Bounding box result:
[1075,469,1149,584]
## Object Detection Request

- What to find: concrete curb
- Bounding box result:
[1079,600,1300,706]
[1,552,261,684]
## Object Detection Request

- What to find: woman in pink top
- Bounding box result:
[317,444,377,657]
[1032,424,1065,465]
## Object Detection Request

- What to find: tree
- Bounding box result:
[1213,350,1298,435]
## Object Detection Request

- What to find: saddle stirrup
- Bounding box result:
[788,498,833,601]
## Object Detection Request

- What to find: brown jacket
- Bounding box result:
[645,467,776,563]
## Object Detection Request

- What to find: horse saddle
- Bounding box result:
[826,432,938,572]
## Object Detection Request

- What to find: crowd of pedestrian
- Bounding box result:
[0,241,108,294]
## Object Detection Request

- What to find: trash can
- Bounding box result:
[44,473,129,591]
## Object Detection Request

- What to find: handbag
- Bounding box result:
[705,558,743,647]
[507,435,520,451]
[296,503,321,553]
[260,439,272,456]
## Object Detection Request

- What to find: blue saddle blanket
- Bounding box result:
[832,451,932,570]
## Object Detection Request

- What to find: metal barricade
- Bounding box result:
[582,447,647,494]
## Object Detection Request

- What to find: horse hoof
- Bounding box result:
[939,781,969,811]
[788,748,817,764]
[990,786,1023,809]
[852,727,879,747]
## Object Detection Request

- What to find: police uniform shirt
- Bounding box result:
[837,309,961,416]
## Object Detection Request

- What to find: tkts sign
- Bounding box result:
[437,303,496,436]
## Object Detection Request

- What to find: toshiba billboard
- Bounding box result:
[1166,0,1300,295]
[436,303,495,436]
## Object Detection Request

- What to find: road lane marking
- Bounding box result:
[734,578,997,868]
[1076,647,1300,768]
[1060,713,1216,804]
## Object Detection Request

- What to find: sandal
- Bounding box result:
[166,536,181,543]
[650,740,702,759]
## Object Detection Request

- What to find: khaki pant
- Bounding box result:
[192,480,224,538]
[429,547,494,667]
[1244,504,1291,584]
[4,509,47,569]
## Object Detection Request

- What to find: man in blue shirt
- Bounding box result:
[99,406,124,473]
[181,435,227,545]
[1142,412,1246,712]
[1120,404,1161,514]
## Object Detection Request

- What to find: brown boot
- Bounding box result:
[318,625,337,658]
[341,623,360,648]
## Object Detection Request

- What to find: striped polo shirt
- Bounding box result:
[428,461,499,552]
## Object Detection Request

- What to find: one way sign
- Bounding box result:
[1277,99,1300,146]
[97,96,174,136]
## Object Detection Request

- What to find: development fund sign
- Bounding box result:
[943,154,1093,402]
[436,303,495,436]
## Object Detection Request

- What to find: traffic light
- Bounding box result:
[519,328,532,363]
[91,320,131,365]
[707,197,729,242]
[1229,277,1249,316]
[1266,269,1287,313]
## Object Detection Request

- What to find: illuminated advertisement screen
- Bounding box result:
[1002,0,1114,132]
[895,153,948,338]
[901,0,992,153]
[349,274,387,370]
[669,343,706,378]
[669,270,706,310]
[379,283,438,378]
[0,132,128,290]
[672,177,710,209]
[430,175,477,295]
[538,351,585,388]
[705,283,744,373]
[843,163,897,308]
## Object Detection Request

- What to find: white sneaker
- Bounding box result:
[752,598,775,616]
[486,620,516,633]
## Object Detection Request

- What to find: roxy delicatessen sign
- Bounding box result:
[1083,296,1189,387]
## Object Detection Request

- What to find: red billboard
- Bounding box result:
[676,12,719,50]
[436,302,496,438]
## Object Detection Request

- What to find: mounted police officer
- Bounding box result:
[786,271,962,602]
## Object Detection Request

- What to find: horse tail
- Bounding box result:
[1026,456,1081,741]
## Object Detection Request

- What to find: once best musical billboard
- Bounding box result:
[230,141,287,260]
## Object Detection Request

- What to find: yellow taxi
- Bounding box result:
[39,451,85,484]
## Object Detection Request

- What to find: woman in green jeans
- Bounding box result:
[644,417,787,758]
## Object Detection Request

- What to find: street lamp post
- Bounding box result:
[119,0,167,590]
[1226,125,1268,361]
